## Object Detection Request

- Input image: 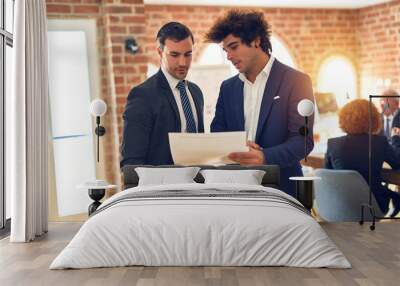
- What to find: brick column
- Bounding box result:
[99,0,148,193]
[47,0,148,193]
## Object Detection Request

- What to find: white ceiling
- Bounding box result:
[144,0,391,9]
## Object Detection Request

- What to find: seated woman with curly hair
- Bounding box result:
[324,99,400,217]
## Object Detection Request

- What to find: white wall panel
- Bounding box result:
[48,30,94,216]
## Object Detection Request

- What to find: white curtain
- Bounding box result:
[9,0,49,242]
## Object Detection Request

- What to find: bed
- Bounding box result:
[50,165,350,269]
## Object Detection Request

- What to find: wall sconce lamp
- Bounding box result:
[125,37,139,54]
[297,99,315,162]
[290,99,318,213]
[89,99,107,162]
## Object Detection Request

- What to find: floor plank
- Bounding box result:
[0,221,399,286]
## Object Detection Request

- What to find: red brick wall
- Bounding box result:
[46,0,101,17]
[357,0,400,97]
[98,1,148,172]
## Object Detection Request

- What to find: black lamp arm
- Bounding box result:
[94,116,106,162]
[298,116,309,162]
[298,117,309,136]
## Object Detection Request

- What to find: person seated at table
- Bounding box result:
[392,127,400,152]
[379,89,400,142]
[324,99,400,217]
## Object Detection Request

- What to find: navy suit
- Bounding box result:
[120,70,204,167]
[394,110,400,128]
[325,134,400,213]
[380,109,400,139]
[211,60,314,197]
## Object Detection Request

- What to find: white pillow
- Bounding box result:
[135,167,200,186]
[200,169,266,185]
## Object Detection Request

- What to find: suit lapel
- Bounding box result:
[188,83,204,132]
[255,60,285,142]
[157,70,181,130]
[394,109,400,127]
[232,77,245,130]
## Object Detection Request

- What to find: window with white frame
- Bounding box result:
[1,0,14,233]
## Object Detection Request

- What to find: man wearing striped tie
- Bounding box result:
[121,22,204,167]
[379,89,400,143]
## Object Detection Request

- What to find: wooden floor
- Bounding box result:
[0,222,399,286]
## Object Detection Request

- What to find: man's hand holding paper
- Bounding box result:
[228,141,266,165]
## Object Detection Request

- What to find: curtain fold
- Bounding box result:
[10,0,49,242]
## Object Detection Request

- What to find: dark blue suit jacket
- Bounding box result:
[379,109,400,139]
[324,134,400,212]
[120,70,204,167]
[393,109,400,128]
[211,60,314,196]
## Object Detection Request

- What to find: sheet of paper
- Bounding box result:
[169,131,248,165]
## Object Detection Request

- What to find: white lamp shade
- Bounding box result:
[89,99,107,116]
[297,99,315,117]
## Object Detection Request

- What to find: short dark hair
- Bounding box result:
[205,10,272,55]
[156,22,194,50]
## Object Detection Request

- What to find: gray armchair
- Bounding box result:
[314,169,384,222]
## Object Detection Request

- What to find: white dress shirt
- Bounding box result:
[239,56,275,141]
[161,66,199,132]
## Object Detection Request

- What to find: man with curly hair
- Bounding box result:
[205,10,314,197]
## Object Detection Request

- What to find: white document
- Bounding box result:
[169,131,248,165]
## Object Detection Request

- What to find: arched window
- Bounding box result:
[270,35,296,68]
[317,56,357,108]
[197,42,236,75]
[198,34,297,75]
[313,56,357,148]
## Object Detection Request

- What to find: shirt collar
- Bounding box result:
[161,65,185,90]
[383,114,394,120]
[239,55,275,84]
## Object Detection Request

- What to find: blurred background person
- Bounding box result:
[324,99,400,217]
[380,89,400,141]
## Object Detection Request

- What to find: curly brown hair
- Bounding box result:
[204,9,272,55]
[339,99,382,134]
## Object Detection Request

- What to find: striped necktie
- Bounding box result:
[176,80,197,133]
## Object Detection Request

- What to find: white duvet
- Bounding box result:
[50,183,351,269]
